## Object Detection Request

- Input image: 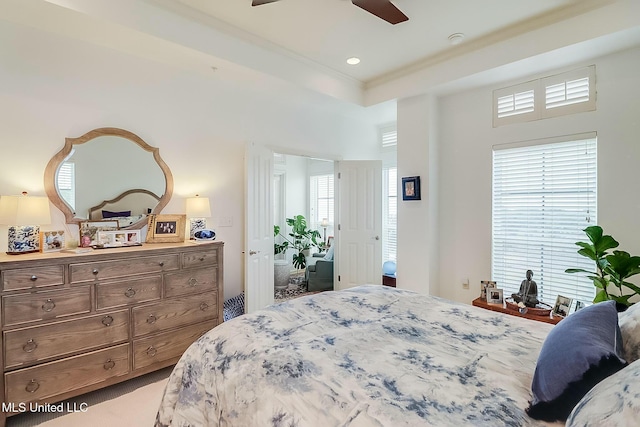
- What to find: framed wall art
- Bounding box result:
[552,295,573,317]
[146,214,186,243]
[402,176,421,201]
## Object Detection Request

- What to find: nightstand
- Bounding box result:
[382,275,396,287]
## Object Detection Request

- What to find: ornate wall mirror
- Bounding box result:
[44,127,174,229]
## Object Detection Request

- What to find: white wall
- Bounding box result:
[434,46,640,303]
[0,19,388,299]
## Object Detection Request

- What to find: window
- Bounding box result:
[493,66,596,127]
[491,133,597,305]
[56,161,76,210]
[383,166,397,262]
[310,174,334,232]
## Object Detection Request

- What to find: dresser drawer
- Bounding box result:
[2,286,91,326]
[182,249,218,269]
[96,276,161,309]
[133,320,213,371]
[5,344,129,404]
[69,254,179,283]
[2,265,64,291]
[164,267,217,298]
[132,293,217,337]
[4,310,129,369]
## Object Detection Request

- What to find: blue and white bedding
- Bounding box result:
[155,285,563,427]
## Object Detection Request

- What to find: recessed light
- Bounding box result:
[448,33,465,45]
[346,57,361,65]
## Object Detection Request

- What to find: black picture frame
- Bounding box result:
[402,176,421,200]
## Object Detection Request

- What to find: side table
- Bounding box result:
[472,297,561,325]
[382,274,396,287]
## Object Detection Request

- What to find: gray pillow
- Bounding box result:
[526,300,627,422]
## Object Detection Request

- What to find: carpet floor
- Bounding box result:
[6,367,172,427]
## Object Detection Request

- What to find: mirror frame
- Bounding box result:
[44,127,174,228]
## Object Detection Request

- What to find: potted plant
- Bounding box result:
[274,215,321,270]
[565,225,640,307]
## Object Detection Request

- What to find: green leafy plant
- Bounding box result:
[565,225,640,307]
[274,215,321,270]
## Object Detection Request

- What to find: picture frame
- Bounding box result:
[480,280,497,300]
[552,295,573,317]
[79,220,119,247]
[402,176,421,201]
[95,230,142,248]
[327,236,334,248]
[146,214,186,243]
[487,288,504,304]
[39,230,66,253]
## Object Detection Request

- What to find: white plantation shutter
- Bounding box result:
[380,124,397,148]
[382,167,397,262]
[492,134,597,305]
[497,90,535,118]
[545,77,589,109]
[56,161,75,210]
[310,174,334,230]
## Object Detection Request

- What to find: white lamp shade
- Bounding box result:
[185,197,211,218]
[0,195,51,225]
[320,218,329,227]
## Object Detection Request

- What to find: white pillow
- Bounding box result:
[618,302,640,363]
[323,246,334,261]
[566,358,640,426]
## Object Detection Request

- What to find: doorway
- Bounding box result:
[273,153,335,302]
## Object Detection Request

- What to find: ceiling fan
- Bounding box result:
[251,0,408,25]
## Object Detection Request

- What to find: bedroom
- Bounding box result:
[1,0,640,425]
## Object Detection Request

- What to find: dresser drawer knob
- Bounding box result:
[92,268,99,275]
[199,302,209,311]
[124,288,136,298]
[41,298,56,312]
[188,277,198,287]
[30,275,38,281]
[25,379,40,393]
[146,346,157,357]
[102,315,114,326]
[199,256,205,261]
[103,359,116,370]
[146,314,157,324]
[159,261,165,267]
[23,339,38,353]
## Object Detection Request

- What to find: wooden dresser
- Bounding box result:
[0,241,223,425]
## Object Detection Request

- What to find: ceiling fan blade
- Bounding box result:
[351,0,408,25]
[252,0,279,6]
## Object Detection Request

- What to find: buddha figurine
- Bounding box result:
[512,270,539,308]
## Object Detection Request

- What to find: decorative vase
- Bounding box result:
[274,259,290,290]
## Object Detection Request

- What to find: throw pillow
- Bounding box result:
[324,245,334,261]
[102,210,131,218]
[618,301,640,363]
[526,300,627,422]
[566,358,640,426]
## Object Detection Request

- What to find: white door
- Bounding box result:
[335,160,382,289]
[244,142,274,313]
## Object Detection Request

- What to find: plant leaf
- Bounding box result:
[565,268,595,274]
[593,289,609,303]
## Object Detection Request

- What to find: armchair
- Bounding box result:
[305,249,334,292]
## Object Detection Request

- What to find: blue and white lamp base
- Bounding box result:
[7,225,40,255]
[189,218,207,240]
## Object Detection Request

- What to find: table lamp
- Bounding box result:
[320,218,329,245]
[0,192,52,254]
[185,195,211,239]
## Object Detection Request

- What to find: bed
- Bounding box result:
[88,188,160,228]
[155,285,639,427]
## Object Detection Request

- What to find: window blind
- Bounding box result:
[380,125,397,148]
[497,90,535,118]
[545,77,589,109]
[310,174,334,230]
[56,161,76,210]
[492,135,597,305]
[382,167,397,262]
